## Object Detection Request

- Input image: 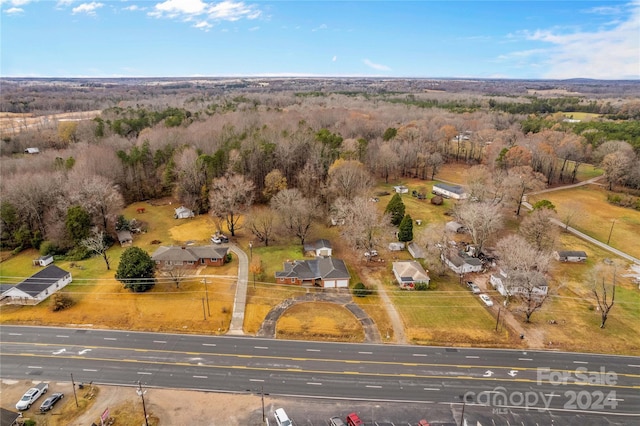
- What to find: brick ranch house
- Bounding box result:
[151,245,228,268]
[275,257,350,288]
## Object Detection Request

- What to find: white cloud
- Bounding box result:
[332,56,337,62]
[56,0,75,6]
[123,5,144,12]
[8,0,31,6]
[312,23,327,32]
[363,59,390,71]
[193,20,212,30]
[248,26,259,31]
[502,1,640,79]
[150,0,260,23]
[4,6,23,13]
[72,2,104,15]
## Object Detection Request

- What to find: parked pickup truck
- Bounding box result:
[15,382,48,411]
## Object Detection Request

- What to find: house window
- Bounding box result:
[280,278,285,282]
[201,259,206,264]
[187,261,194,265]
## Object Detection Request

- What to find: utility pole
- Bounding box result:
[495,307,501,332]
[70,373,79,408]
[607,219,616,245]
[137,381,149,426]
[202,278,210,316]
[261,386,266,425]
[202,298,206,320]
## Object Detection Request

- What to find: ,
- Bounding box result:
[40,393,64,412]
[479,294,494,307]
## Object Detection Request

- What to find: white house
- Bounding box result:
[490,269,548,297]
[393,185,409,194]
[1,265,72,305]
[24,147,40,154]
[389,242,405,251]
[442,253,483,274]
[174,206,195,219]
[392,260,430,290]
[554,250,587,263]
[432,183,468,200]
[303,239,333,257]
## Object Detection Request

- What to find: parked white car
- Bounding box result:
[16,383,48,410]
[479,294,494,307]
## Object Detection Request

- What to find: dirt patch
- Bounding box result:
[1,380,261,426]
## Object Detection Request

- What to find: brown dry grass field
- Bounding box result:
[1,165,640,355]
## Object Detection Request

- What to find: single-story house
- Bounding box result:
[389,242,405,251]
[117,230,133,246]
[174,206,195,219]
[151,245,228,268]
[303,239,333,257]
[432,183,468,200]
[393,185,409,194]
[1,265,72,305]
[442,253,483,274]
[445,221,466,234]
[554,250,587,263]
[32,254,54,267]
[407,242,426,259]
[392,260,430,289]
[24,147,40,154]
[0,407,21,426]
[490,269,548,297]
[275,257,350,288]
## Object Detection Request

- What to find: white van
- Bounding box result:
[274,408,292,426]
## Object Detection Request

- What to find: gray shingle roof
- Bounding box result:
[14,265,70,297]
[151,246,228,262]
[275,258,350,280]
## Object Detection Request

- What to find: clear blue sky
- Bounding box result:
[1,0,639,79]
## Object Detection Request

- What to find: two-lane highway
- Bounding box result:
[2,326,639,421]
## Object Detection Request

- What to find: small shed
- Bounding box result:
[24,147,40,154]
[303,239,333,257]
[393,185,409,194]
[32,254,54,267]
[174,206,195,219]
[407,242,426,259]
[117,230,133,246]
[554,250,587,263]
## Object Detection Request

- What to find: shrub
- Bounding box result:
[50,293,74,312]
[225,253,233,263]
[39,240,59,256]
[431,195,444,205]
[353,282,372,297]
[415,282,429,291]
[65,245,91,261]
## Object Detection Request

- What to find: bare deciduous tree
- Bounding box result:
[270,188,318,245]
[454,201,503,256]
[246,207,277,246]
[591,263,618,328]
[67,172,124,233]
[209,174,256,237]
[332,196,392,255]
[162,264,191,289]
[327,159,373,201]
[503,166,547,216]
[81,229,111,270]
[520,207,558,252]
[496,234,551,322]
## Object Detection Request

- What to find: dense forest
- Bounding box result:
[1,78,639,256]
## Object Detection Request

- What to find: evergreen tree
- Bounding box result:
[385,193,405,226]
[115,247,155,292]
[398,214,414,242]
[66,205,92,244]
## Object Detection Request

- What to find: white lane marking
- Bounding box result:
[193,375,208,379]
[518,358,533,361]
[358,351,373,355]
[83,369,97,372]
[254,346,269,350]
[366,385,382,388]
[202,343,216,347]
[153,340,167,344]
[465,356,479,359]
[307,382,323,386]
[508,370,518,377]
[306,349,320,352]
[27,366,42,369]
[483,370,494,377]
[104,338,117,341]
[137,372,152,375]
[412,354,427,357]
[78,349,91,355]
[423,387,440,391]
[56,335,69,338]
[249,379,264,382]
[9,333,22,335]
[573,361,588,364]
[53,349,66,355]
[628,364,640,368]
